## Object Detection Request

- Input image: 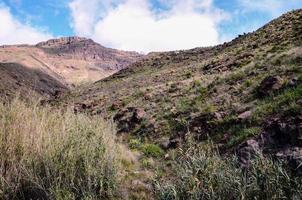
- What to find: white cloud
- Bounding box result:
[0,4,52,45]
[69,0,228,52]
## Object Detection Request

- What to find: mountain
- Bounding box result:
[1,9,302,200]
[57,9,302,173]
[0,37,142,87]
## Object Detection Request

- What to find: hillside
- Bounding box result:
[58,9,302,175]
[0,62,68,100]
[1,9,302,200]
[0,37,142,87]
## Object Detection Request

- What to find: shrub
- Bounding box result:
[142,144,164,158]
[226,70,245,84]
[0,98,119,199]
[244,79,253,87]
[185,72,192,78]
[129,139,141,150]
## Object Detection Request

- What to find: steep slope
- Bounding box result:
[58,9,302,172]
[0,63,67,99]
[0,37,142,86]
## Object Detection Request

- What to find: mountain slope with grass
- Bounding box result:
[56,9,302,185]
[62,10,302,147]
[1,9,302,200]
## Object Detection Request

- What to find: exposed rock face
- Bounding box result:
[36,36,86,47]
[237,115,302,175]
[36,36,142,71]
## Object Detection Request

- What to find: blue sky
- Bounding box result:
[0,0,301,52]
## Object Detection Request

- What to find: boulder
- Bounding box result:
[238,110,252,121]
[237,139,261,167]
[237,115,302,174]
[113,107,147,133]
[189,112,225,140]
[132,108,146,123]
[169,138,181,148]
[258,75,283,96]
[288,77,300,87]
[160,137,181,150]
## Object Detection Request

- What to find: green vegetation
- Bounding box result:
[129,138,142,150]
[155,145,302,200]
[252,83,302,123]
[227,127,261,147]
[3,10,301,200]
[0,98,119,199]
[226,70,246,84]
[142,144,164,158]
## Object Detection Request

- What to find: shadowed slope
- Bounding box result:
[0,63,67,99]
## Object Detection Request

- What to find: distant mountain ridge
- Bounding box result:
[36,36,141,70]
[0,36,143,87]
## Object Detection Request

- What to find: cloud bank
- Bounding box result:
[0,4,52,45]
[69,0,227,52]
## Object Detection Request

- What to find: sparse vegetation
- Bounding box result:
[252,83,302,123]
[2,9,302,200]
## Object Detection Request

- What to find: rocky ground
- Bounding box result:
[51,9,302,197]
[1,9,302,200]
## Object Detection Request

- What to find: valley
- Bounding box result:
[1,9,302,200]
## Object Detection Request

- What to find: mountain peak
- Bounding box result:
[36,36,93,47]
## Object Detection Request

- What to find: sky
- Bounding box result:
[0,0,301,52]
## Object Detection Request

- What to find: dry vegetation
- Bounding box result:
[1,9,302,200]
[155,143,302,200]
[0,98,119,199]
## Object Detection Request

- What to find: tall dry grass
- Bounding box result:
[0,98,119,199]
[155,144,302,200]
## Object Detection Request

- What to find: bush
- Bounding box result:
[0,98,119,199]
[142,144,164,158]
[155,145,302,200]
[129,139,141,150]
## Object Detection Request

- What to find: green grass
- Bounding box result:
[142,144,164,158]
[227,127,261,147]
[0,98,119,199]
[252,83,302,123]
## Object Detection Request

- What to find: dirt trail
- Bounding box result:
[117,143,155,200]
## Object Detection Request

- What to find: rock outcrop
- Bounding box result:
[237,114,302,175]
